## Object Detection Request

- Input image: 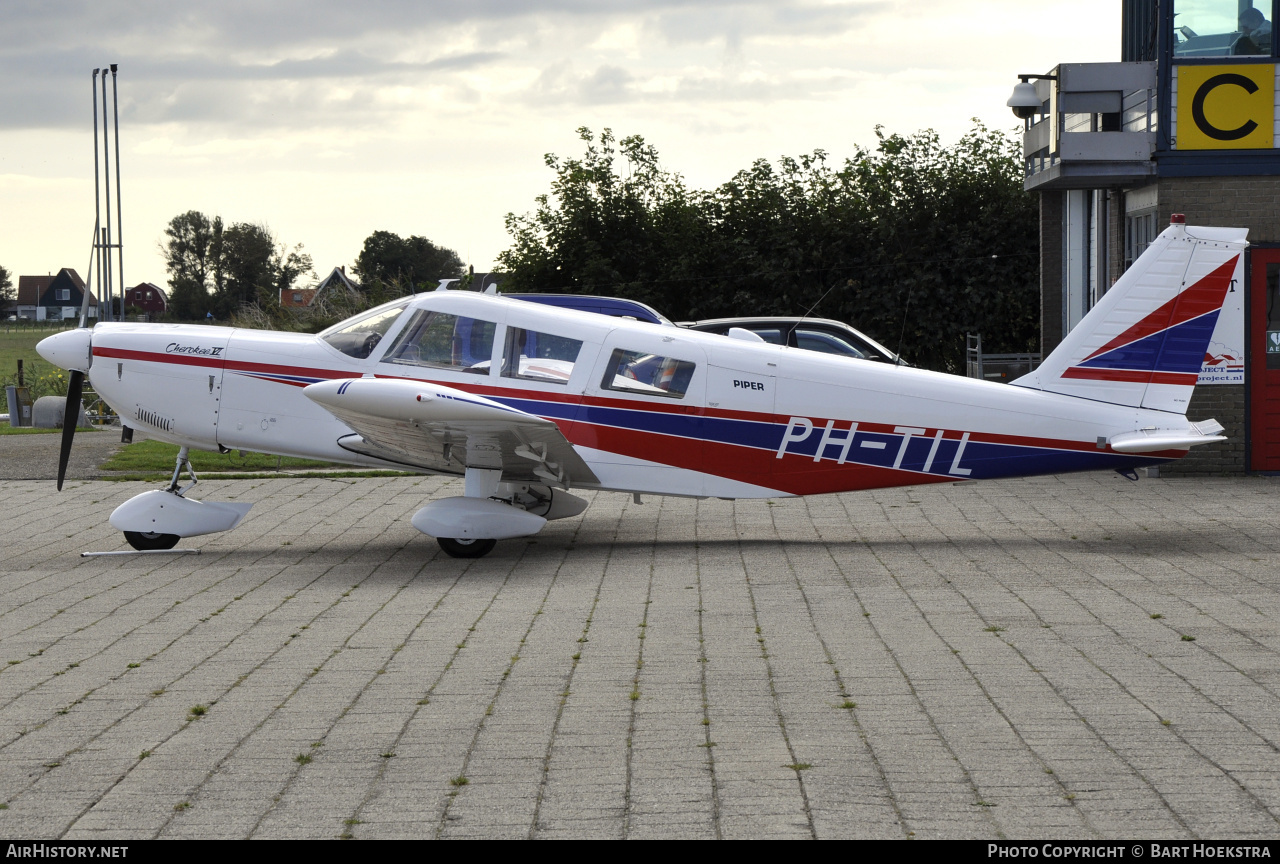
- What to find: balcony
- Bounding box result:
[1022,62,1158,191]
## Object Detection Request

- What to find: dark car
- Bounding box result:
[679,317,907,365]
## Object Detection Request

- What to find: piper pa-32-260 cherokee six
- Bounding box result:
[38,216,1239,558]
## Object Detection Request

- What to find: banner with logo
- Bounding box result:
[1200,252,1245,384]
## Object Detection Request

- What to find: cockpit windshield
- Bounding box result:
[320,299,412,359]
[1175,0,1272,56]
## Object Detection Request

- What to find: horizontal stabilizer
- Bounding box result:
[1108,419,1226,453]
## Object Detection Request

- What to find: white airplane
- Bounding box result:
[37,216,1241,558]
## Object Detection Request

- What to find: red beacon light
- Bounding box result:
[1171,214,1186,224]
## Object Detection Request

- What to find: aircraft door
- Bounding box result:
[580,331,707,495]
[702,343,778,491]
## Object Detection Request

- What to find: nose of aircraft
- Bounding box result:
[37,328,93,373]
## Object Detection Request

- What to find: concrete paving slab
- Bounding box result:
[3,472,1280,838]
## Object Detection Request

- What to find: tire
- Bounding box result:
[437,537,497,559]
[123,531,181,551]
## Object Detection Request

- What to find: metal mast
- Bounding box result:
[91,69,103,322]
[111,65,123,316]
[99,69,113,322]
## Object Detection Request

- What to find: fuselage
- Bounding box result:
[84,291,1183,499]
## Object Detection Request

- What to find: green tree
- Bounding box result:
[162,210,220,319]
[499,127,706,316]
[353,231,463,294]
[161,211,313,321]
[0,264,13,308]
[498,123,1038,372]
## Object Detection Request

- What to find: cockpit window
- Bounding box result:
[501,327,583,384]
[380,310,497,374]
[320,302,409,359]
[601,348,696,399]
[1174,0,1272,56]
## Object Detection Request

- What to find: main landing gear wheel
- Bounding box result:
[437,537,497,559]
[123,531,181,551]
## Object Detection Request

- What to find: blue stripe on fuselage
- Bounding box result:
[492,395,1165,480]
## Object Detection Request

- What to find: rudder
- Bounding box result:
[1012,216,1246,414]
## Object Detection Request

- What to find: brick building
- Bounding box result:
[124,282,167,316]
[1018,0,1280,473]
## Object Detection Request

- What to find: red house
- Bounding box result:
[125,282,168,316]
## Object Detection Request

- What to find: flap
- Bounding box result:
[304,377,598,487]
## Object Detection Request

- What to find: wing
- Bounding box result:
[303,377,598,487]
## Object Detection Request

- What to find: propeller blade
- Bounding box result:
[57,370,84,491]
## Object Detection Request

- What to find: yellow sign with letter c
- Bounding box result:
[1177,64,1274,150]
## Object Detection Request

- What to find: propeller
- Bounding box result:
[41,220,100,491]
[57,370,84,491]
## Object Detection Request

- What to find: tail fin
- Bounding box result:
[1012,217,1246,414]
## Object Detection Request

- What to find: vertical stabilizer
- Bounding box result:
[1012,217,1246,413]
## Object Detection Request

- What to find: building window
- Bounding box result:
[1174,0,1272,56]
[57,289,70,301]
[1125,209,1158,270]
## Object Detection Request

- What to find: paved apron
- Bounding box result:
[1,473,1279,839]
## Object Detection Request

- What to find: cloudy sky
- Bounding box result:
[0,0,1117,291]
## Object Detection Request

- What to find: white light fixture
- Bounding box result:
[1007,81,1042,119]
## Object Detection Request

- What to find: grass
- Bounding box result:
[188,704,208,718]
[0,328,75,398]
[99,439,337,476]
[449,776,468,786]
[0,426,97,435]
[294,753,312,765]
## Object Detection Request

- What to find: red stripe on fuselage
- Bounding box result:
[1062,367,1199,385]
[95,346,1178,486]
[93,346,353,381]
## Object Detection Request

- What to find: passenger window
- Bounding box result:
[749,328,785,345]
[321,302,409,359]
[381,310,496,374]
[601,348,696,398]
[501,327,583,384]
[795,329,867,358]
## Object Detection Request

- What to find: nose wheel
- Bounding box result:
[437,537,497,559]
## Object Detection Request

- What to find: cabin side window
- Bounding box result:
[601,348,696,399]
[381,310,497,374]
[501,327,584,385]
